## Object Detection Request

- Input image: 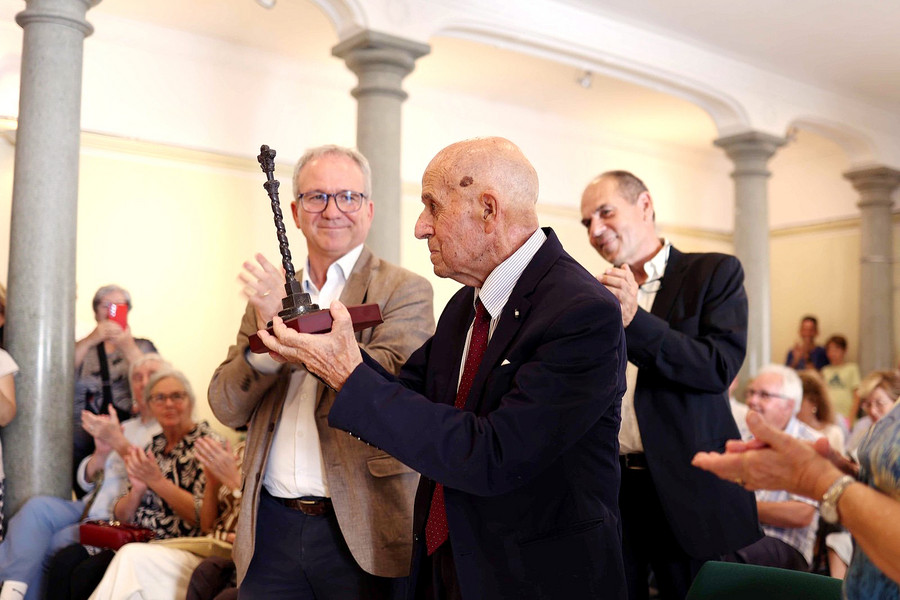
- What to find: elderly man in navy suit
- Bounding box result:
[259,137,627,600]
[580,170,761,600]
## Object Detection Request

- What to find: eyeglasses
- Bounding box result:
[297,191,366,214]
[148,391,189,405]
[744,388,791,402]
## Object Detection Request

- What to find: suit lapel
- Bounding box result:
[462,229,561,412]
[649,246,686,322]
[310,247,375,411]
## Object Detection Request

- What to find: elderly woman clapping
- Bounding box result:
[47,369,221,600]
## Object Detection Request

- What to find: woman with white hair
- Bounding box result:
[47,369,220,600]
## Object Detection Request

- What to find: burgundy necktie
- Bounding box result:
[425,298,491,555]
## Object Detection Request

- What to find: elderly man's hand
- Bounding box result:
[599,265,638,327]
[239,253,287,331]
[257,300,363,391]
[692,411,843,500]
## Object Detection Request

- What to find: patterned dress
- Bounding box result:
[844,401,900,600]
[132,421,222,540]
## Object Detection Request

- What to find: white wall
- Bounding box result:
[1,5,898,436]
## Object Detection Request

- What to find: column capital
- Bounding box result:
[844,165,900,209]
[333,30,430,101]
[16,0,101,37]
[714,131,787,177]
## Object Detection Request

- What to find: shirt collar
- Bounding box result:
[476,228,547,319]
[302,244,364,294]
[641,238,671,284]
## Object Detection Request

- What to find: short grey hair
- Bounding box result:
[92,284,132,312]
[127,353,168,386]
[755,364,803,415]
[144,368,195,411]
[292,145,372,200]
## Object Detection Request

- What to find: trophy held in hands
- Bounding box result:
[248,145,383,354]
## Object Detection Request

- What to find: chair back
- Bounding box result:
[685,561,843,600]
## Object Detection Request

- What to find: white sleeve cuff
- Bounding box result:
[244,347,281,374]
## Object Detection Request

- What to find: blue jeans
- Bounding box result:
[0,495,85,599]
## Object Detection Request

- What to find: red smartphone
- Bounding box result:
[108,303,128,330]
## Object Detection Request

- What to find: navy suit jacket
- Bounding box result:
[626,246,761,557]
[330,229,627,599]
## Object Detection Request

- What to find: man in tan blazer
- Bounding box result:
[209,145,434,599]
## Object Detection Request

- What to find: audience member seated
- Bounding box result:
[0,354,164,600]
[0,282,16,541]
[73,285,157,487]
[693,383,900,598]
[89,438,244,600]
[845,370,898,458]
[785,315,829,371]
[47,369,218,600]
[797,371,845,457]
[820,335,860,426]
[725,365,822,572]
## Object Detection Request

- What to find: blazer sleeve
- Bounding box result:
[208,302,286,429]
[624,254,747,394]
[329,294,625,497]
[357,270,434,376]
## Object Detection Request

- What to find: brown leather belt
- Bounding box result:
[619,453,649,470]
[270,494,332,516]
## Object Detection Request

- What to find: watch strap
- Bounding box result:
[821,474,855,524]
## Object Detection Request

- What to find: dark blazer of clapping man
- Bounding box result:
[258,137,628,600]
[579,171,761,600]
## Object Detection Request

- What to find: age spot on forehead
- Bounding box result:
[459,176,473,187]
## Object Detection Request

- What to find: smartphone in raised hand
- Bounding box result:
[108,303,128,330]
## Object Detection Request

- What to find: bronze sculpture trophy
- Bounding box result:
[248,145,383,354]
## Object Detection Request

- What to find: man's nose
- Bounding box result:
[414,212,432,239]
[589,214,606,238]
[322,195,344,218]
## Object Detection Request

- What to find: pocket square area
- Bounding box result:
[501,359,511,366]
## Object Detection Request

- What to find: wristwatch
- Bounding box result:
[820,475,856,524]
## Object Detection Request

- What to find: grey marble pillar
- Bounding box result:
[333,31,429,264]
[3,0,99,515]
[844,166,900,374]
[714,131,786,379]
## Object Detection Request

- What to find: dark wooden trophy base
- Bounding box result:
[248,303,383,354]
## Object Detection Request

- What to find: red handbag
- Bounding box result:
[79,520,155,550]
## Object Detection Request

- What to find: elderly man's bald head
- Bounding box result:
[415,137,541,287]
[427,137,539,210]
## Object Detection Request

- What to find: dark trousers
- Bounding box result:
[724,535,809,572]
[45,544,115,600]
[620,464,711,600]
[239,489,399,600]
[411,540,462,600]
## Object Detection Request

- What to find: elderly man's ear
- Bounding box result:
[481,192,499,233]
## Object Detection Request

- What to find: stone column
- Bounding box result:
[333,31,429,264]
[714,131,786,379]
[3,0,99,515]
[844,166,900,374]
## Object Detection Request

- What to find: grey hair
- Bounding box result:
[92,285,132,312]
[144,368,196,411]
[127,353,168,386]
[598,170,649,204]
[292,145,372,200]
[755,364,803,415]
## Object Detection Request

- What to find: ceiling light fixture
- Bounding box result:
[256,0,276,8]
[577,70,593,90]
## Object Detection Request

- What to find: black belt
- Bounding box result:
[267,491,332,516]
[619,453,649,470]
